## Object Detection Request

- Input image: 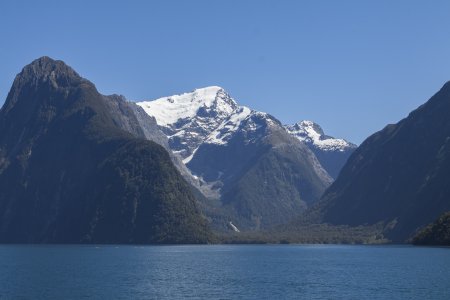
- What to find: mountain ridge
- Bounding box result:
[0,56,213,244]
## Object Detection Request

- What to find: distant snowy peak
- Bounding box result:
[136,86,243,159]
[285,120,356,152]
[137,86,237,126]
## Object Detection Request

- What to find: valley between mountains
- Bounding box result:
[0,56,449,244]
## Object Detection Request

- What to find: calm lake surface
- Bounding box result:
[0,244,449,299]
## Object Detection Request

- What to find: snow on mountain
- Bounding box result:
[284,120,357,179]
[137,86,356,163]
[204,107,252,145]
[137,86,240,159]
[136,86,356,182]
[137,86,236,126]
[285,120,356,152]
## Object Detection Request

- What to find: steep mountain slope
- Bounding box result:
[137,87,332,230]
[0,57,212,244]
[127,102,209,194]
[312,81,450,242]
[285,121,357,179]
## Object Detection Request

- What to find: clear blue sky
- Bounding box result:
[1,1,450,144]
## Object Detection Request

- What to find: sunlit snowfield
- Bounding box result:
[1,244,449,299]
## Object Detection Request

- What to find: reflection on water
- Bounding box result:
[0,244,449,299]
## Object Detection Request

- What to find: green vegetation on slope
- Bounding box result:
[412,212,450,246]
[0,57,213,244]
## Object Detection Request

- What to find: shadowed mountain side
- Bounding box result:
[0,57,212,244]
[308,81,450,242]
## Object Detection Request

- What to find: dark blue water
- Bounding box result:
[0,245,449,299]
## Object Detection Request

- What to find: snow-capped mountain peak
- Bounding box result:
[296,120,325,136]
[136,86,242,159]
[137,86,237,126]
[285,120,356,152]
[136,87,356,181]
